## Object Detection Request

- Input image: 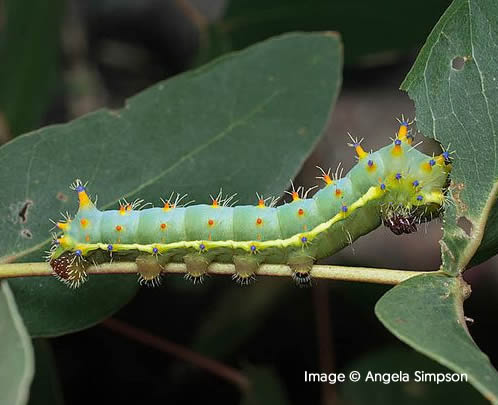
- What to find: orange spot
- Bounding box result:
[208,219,214,226]
[298,208,304,216]
[292,191,300,201]
[256,218,263,225]
[115,225,122,232]
[335,188,342,197]
[85,235,90,242]
[212,199,219,208]
[80,218,88,228]
[160,223,167,230]
[355,145,368,160]
[126,204,132,211]
[163,201,171,211]
[422,162,432,172]
[258,199,265,208]
[391,143,402,156]
[119,205,126,215]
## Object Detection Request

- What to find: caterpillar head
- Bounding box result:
[381,201,440,235]
[382,211,418,235]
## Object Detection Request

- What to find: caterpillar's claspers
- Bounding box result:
[49,119,451,288]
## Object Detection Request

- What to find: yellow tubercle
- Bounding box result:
[57,222,70,230]
[58,236,72,249]
[323,174,333,185]
[421,190,444,205]
[366,161,376,173]
[397,124,408,142]
[78,190,93,209]
[355,145,368,160]
[435,155,445,166]
[316,167,334,185]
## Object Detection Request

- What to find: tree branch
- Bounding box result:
[0,261,439,285]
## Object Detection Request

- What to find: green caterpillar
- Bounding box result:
[49,120,452,288]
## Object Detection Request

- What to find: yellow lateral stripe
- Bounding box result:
[70,187,443,257]
[73,186,391,255]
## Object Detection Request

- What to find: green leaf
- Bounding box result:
[9,274,138,337]
[0,0,65,137]
[198,0,450,66]
[401,0,498,273]
[240,365,290,405]
[28,340,64,405]
[0,282,34,405]
[341,346,487,404]
[375,274,498,403]
[0,32,342,336]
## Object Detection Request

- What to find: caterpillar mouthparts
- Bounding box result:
[49,119,451,288]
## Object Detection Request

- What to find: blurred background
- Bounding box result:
[1,0,497,404]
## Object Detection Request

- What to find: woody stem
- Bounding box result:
[0,261,440,285]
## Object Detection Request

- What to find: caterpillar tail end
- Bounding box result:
[50,252,88,288]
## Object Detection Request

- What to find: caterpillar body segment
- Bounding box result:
[50,121,451,288]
